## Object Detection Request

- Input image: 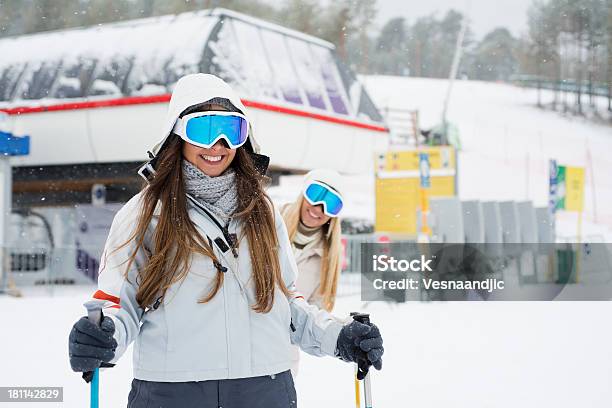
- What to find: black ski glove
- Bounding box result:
[69,316,117,373]
[336,320,384,379]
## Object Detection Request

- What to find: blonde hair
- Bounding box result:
[281,195,342,311]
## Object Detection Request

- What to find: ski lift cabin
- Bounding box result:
[0,8,388,206]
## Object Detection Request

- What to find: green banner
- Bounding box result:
[555,165,566,210]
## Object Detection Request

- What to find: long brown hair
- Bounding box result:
[281,195,342,311]
[120,127,289,313]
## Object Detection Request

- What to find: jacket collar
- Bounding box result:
[295,242,324,263]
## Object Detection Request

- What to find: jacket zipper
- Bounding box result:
[221,261,232,376]
[186,194,248,297]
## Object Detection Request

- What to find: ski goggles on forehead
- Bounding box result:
[172,111,249,149]
[303,180,344,217]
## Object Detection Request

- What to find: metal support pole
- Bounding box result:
[0,157,11,295]
[441,15,468,142]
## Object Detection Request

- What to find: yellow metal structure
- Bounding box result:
[375,146,457,234]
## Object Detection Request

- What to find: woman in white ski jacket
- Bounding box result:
[67,74,383,408]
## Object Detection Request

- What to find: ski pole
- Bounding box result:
[351,312,373,408]
[354,365,361,408]
[84,302,103,408]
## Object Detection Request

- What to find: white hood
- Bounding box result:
[151,73,261,155]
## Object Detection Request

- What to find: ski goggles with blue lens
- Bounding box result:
[303,180,344,217]
[172,111,249,149]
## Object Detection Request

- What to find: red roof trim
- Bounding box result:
[241,99,388,132]
[0,95,388,133]
[1,95,171,115]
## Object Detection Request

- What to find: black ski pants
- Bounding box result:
[127,370,297,408]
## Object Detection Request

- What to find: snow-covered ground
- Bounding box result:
[365,76,612,240]
[270,76,612,240]
[2,77,612,408]
[2,283,611,408]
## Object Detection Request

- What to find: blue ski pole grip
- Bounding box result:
[84,302,103,408]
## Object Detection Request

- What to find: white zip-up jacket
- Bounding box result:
[87,74,344,382]
[92,190,343,382]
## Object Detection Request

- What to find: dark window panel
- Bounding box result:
[357,88,384,123]
[259,29,303,105]
[286,36,327,110]
[201,18,251,96]
[0,63,27,102]
[127,15,215,95]
[20,61,62,100]
[231,19,278,100]
[334,56,357,100]
[163,58,200,92]
[51,58,96,99]
[334,56,383,122]
[87,56,134,97]
[311,45,349,115]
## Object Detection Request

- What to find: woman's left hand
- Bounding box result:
[336,320,384,373]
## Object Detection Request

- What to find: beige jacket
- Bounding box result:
[294,239,325,309]
[280,204,325,309]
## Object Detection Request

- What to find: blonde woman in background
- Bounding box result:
[281,169,345,313]
[282,170,346,378]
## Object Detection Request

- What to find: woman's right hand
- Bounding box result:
[335,319,384,378]
[68,316,117,372]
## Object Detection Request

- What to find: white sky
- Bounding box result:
[373,0,533,40]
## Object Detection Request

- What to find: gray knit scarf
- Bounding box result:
[182,159,238,221]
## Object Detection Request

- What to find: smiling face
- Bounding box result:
[300,198,331,228]
[181,103,237,177]
[182,139,237,177]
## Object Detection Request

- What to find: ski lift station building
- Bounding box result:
[0,8,388,206]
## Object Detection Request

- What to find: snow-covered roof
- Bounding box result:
[208,8,335,49]
[0,8,383,123]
